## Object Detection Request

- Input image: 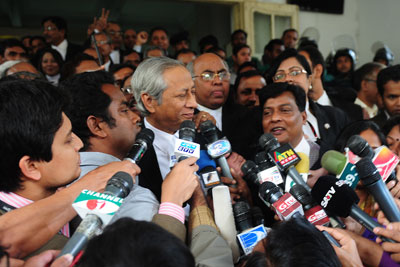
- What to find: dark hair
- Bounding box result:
[231,29,248,42]
[334,120,386,152]
[204,46,225,59]
[264,217,340,267]
[353,62,384,92]
[258,82,306,112]
[281,28,298,38]
[77,218,195,267]
[150,27,169,39]
[382,115,400,136]
[266,48,312,84]
[109,63,135,76]
[170,31,189,46]
[237,61,257,74]
[198,35,219,54]
[264,39,284,52]
[41,16,68,32]
[175,48,196,59]
[0,38,27,57]
[297,45,325,78]
[0,79,67,192]
[233,70,262,94]
[123,49,140,58]
[60,53,98,81]
[333,48,355,74]
[233,44,250,56]
[61,71,116,151]
[377,65,400,97]
[35,48,64,76]
[29,35,46,46]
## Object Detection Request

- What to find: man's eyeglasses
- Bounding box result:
[193,71,230,82]
[108,30,123,36]
[44,26,57,31]
[273,68,308,82]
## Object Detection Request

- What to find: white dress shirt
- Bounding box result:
[303,101,320,142]
[316,90,333,106]
[354,97,378,118]
[51,39,68,61]
[197,104,223,131]
[110,49,121,64]
[294,136,311,158]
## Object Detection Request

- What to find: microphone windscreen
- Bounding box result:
[197,150,217,170]
[199,120,218,143]
[295,152,310,174]
[258,133,279,152]
[241,160,259,184]
[179,120,196,141]
[321,150,347,175]
[311,176,359,217]
[136,128,154,146]
[347,135,374,159]
[290,184,313,207]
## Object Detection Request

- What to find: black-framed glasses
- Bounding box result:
[192,71,230,82]
[273,68,307,82]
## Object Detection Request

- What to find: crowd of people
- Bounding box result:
[1,8,400,267]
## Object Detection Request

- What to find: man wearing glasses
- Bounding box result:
[41,16,82,62]
[188,53,261,159]
[106,21,124,64]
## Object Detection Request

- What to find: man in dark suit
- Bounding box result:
[41,16,82,62]
[372,65,400,128]
[187,53,261,160]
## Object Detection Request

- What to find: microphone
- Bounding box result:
[124,128,154,163]
[199,120,234,181]
[197,150,222,189]
[286,152,310,192]
[321,150,359,189]
[233,200,253,232]
[59,171,134,257]
[174,120,200,162]
[311,175,396,243]
[347,135,375,159]
[259,133,311,193]
[290,184,330,226]
[254,152,284,187]
[355,158,400,222]
[258,181,304,221]
[241,160,261,186]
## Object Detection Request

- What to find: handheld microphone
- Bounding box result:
[347,135,375,159]
[59,171,134,258]
[174,120,200,162]
[259,133,311,193]
[241,160,261,186]
[321,150,359,189]
[290,184,330,226]
[233,200,253,232]
[258,181,304,221]
[356,158,400,222]
[124,128,154,163]
[254,152,284,187]
[311,175,396,243]
[199,120,234,181]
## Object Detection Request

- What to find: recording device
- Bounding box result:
[356,158,400,222]
[258,181,304,220]
[199,120,234,182]
[311,176,396,243]
[290,184,330,226]
[174,120,200,162]
[59,171,134,258]
[259,133,311,193]
[254,152,284,187]
[124,128,154,163]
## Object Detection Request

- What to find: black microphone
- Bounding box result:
[254,152,284,188]
[241,160,261,185]
[356,158,400,222]
[175,120,200,162]
[346,135,374,159]
[259,133,310,193]
[59,171,134,258]
[179,120,196,142]
[251,206,265,226]
[199,120,234,181]
[124,128,154,163]
[233,200,253,232]
[311,175,396,243]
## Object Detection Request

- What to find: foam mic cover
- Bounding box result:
[259,133,280,152]
[179,120,196,142]
[197,150,217,170]
[233,200,253,232]
[254,152,271,169]
[125,128,154,163]
[321,150,347,175]
[290,184,314,210]
[212,185,240,262]
[347,135,374,159]
[241,160,260,185]
[259,181,283,206]
[295,152,310,174]
[199,120,219,143]
[311,176,359,217]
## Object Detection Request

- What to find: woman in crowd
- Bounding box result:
[36,48,63,85]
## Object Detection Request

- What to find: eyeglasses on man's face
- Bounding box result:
[193,71,230,82]
[273,67,307,82]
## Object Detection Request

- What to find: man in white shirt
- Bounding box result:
[41,16,82,62]
[106,21,124,64]
[353,62,385,118]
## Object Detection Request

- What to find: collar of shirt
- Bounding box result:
[46,73,60,85]
[294,136,311,158]
[197,104,223,131]
[354,98,378,118]
[110,50,120,64]
[51,39,68,61]
[144,118,178,180]
[303,100,320,142]
[104,60,111,72]
[80,152,120,167]
[316,90,333,106]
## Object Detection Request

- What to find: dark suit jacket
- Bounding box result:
[65,41,83,62]
[325,86,364,122]
[371,110,389,129]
